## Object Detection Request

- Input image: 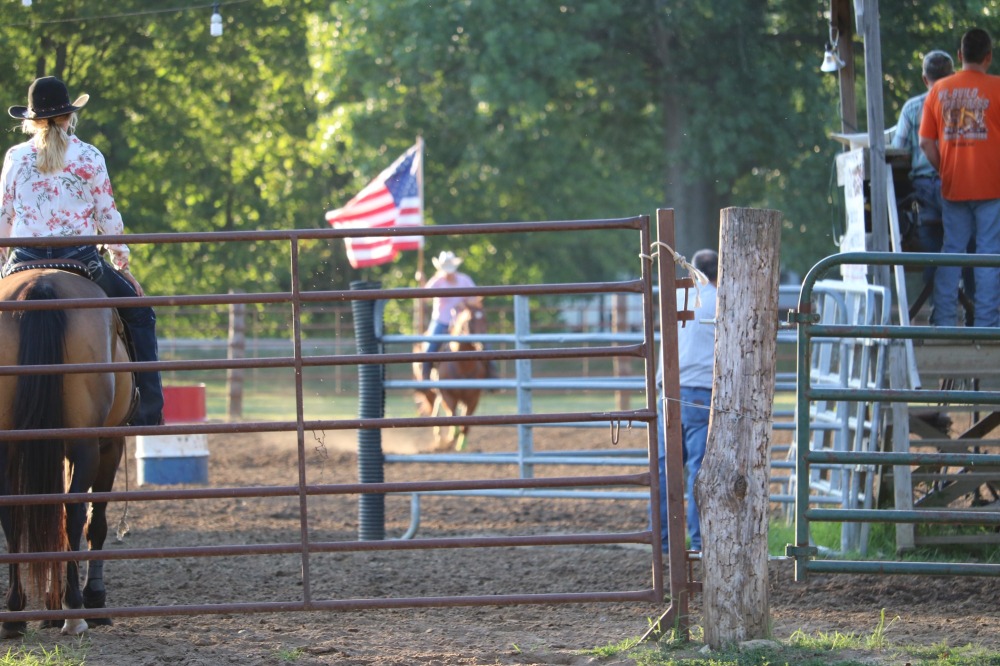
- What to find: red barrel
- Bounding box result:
[136,384,209,485]
[162,384,207,423]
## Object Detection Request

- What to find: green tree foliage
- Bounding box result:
[0,1,997,336]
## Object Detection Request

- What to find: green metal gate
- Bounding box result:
[788,250,1000,580]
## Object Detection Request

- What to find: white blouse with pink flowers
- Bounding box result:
[0,135,130,270]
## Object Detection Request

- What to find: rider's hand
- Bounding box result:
[121,269,145,297]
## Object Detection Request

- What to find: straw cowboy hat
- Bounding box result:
[8,77,89,120]
[432,251,463,274]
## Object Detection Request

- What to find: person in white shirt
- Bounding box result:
[652,249,718,553]
[420,251,478,381]
[0,77,162,426]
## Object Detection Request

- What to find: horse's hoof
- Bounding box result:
[0,622,26,639]
[85,617,112,627]
[60,618,88,636]
[83,589,107,609]
[40,619,62,629]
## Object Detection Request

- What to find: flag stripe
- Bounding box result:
[326,143,425,269]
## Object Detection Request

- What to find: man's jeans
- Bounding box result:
[932,198,1000,328]
[651,386,711,552]
[3,245,164,426]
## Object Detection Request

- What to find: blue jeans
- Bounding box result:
[651,386,710,552]
[3,245,163,426]
[932,198,1000,328]
[912,176,944,226]
[420,319,449,380]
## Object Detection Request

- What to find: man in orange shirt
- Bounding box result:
[920,28,1000,327]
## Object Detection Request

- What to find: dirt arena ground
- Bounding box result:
[4,425,1000,665]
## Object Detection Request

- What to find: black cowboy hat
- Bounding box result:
[8,76,89,120]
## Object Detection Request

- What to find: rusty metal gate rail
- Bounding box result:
[0,217,669,625]
[788,250,1000,580]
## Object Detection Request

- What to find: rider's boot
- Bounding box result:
[127,319,164,426]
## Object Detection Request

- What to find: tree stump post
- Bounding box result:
[696,207,782,648]
[227,290,246,421]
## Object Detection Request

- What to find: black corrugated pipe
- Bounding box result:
[350,280,385,540]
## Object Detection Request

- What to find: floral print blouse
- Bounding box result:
[0,135,129,270]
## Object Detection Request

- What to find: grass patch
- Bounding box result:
[274,646,305,662]
[592,611,1000,665]
[0,640,88,666]
[770,518,1000,564]
[768,520,844,557]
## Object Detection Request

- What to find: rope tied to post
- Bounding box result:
[643,241,710,307]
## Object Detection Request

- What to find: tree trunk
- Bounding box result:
[227,291,246,421]
[652,19,725,259]
[668,173,725,258]
[696,207,782,648]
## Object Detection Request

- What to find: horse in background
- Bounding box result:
[0,269,135,638]
[413,296,490,451]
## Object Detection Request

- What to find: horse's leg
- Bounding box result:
[0,491,26,637]
[82,438,124,626]
[431,391,450,450]
[0,560,25,640]
[453,402,468,452]
[440,392,462,450]
[0,443,26,639]
[55,440,100,636]
[454,390,482,452]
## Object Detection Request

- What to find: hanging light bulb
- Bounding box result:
[821,43,846,73]
[819,25,845,73]
[210,2,223,37]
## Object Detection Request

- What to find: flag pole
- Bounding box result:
[414,136,427,335]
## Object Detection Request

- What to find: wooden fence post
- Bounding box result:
[227,290,246,421]
[697,207,782,648]
[612,294,631,410]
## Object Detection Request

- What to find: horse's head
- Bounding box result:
[449,297,488,350]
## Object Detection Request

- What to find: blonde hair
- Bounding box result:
[20,112,77,174]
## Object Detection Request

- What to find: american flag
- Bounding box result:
[325,141,424,268]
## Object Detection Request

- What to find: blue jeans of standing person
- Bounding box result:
[420,319,449,381]
[912,177,945,285]
[3,245,164,426]
[931,198,1000,328]
[679,386,710,551]
[911,176,976,309]
[912,176,945,227]
[651,386,711,552]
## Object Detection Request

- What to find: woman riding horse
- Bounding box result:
[414,296,490,451]
[0,76,163,427]
[419,251,479,383]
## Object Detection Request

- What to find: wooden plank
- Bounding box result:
[911,472,1000,482]
[916,533,1000,546]
[909,440,1000,452]
[915,465,1000,508]
[912,340,1000,380]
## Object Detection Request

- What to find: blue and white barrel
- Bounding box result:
[135,385,209,485]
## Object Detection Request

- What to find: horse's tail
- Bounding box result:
[9,279,68,608]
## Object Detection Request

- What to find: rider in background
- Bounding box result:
[0,76,163,427]
[420,251,478,382]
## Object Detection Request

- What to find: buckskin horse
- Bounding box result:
[0,268,134,637]
[414,297,490,451]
